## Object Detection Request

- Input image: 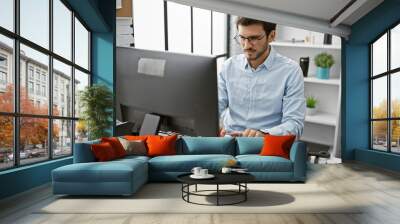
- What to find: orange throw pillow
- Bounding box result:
[124,135,148,141]
[91,142,117,161]
[101,137,127,158]
[146,135,177,157]
[259,134,296,159]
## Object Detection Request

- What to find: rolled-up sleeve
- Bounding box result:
[261,66,306,137]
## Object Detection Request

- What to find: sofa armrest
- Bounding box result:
[73,141,99,163]
[289,141,307,181]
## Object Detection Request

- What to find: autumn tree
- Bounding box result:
[372,99,400,143]
[0,84,59,152]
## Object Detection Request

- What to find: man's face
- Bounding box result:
[237,24,272,61]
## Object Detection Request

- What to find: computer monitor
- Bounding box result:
[116,47,219,137]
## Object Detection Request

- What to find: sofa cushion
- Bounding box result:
[236,155,293,172]
[118,137,147,156]
[148,154,235,172]
[147,135,177,157]
[180,137,235,155]
[73,140,100,163]
[235,137,263,155]
[53,159,147,183]
[91,142,118,161]
[101,137,127,158]
[260,135,296,159]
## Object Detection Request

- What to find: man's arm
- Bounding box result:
[218,65,229,119]
[260,66,306,137]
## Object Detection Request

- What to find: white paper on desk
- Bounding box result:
[138,58,166,77]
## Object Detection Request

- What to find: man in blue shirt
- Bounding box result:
[219,17,305,137]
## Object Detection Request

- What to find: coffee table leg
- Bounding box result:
[245,183,247,201]
[217,184,219,206]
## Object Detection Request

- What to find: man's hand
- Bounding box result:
[219,128,243,137]
[242,129,265,137]
[219,128,227,137]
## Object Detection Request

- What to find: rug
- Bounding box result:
[37,183,362,214]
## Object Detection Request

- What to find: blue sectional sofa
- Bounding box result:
[52,137,307,196]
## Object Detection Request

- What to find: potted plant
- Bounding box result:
[306,96,317,116]
[79,84,113,140]
[314,52,334,79]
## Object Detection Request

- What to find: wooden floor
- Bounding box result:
[1,162,400,224]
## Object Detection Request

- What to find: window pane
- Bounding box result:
[372,33,387,76]
[212,11,227,55]
[53,119,72,158]
[391,72,400,118]
[20,44,49,115]
[75,120,88,143]
[372,77,387,119]
[75,18,89,70]
[133,0,165,51]
[193,8,211,55]
[0,35,14,113]
[20,117,49,165]
[53,59,72,117]
[53,0,72,60]
[391,24,400,70]
[0,0,13,31]
[391,120,400,153]
[0,116,13,170]
[372,121,388,151]
[74,69,89,118]
[20,0,49,49]
[167,2,191,53]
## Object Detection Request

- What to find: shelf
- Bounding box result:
[304,76,340,86]
[305,112,337,126]
[300,136,333,146]
[271,42,341,50]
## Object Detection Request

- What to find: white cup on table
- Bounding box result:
[199,169,208,176]
[191,167,202,176]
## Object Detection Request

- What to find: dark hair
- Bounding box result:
[236,17,276,35]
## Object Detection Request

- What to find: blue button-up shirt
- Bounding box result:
[218,47,305,136]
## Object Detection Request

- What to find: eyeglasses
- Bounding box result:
[234,33,266,45]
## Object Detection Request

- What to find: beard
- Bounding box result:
[243,43,269,61]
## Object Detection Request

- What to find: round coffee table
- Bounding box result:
[177,173,255,206]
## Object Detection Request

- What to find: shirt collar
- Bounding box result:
[243,46,276,72]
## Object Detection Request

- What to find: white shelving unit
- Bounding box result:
[272,27,342,162]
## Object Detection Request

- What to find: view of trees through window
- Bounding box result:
[371,23,400,153]
[0,0,90,170]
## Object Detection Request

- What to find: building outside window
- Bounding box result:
[0,0,91,170]
[28,81,34,94]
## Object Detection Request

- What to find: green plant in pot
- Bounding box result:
[306,96,317,116]
[314,52,334,79]
[79,84,113,140]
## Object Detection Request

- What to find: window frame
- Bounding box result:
[0,0,92,171]
[370,19,400,154]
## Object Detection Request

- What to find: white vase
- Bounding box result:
[306,107,317,116]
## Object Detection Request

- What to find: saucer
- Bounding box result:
[190,174,215,179]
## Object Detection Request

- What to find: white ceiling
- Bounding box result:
[223,0,352,23]
[167,0,384,38]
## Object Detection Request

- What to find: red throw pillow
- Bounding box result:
[101,137,127,158]
[124,135,148,141]
[259,134,296,159]
[146,135,177,157]
[91,142,117,161]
